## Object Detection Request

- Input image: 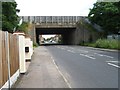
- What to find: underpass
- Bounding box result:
[35,27,76,45]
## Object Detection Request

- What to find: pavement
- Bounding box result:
[13,46,69,88]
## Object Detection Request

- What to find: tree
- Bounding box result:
[17,22,29,34]
[2,2,20,33]
[88,2,120,35]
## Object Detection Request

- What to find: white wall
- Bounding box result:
[25,38,33,60]
[18,35,26,73]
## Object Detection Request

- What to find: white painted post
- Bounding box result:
[18,35,26,73]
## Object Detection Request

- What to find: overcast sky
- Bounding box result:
[15,0,97,16]
[15,0,97,38]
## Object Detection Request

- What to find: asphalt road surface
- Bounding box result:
[46,45,119,88]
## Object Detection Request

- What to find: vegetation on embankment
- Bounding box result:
[33,42,39,48]
[80,39,120,50]
[17,22,31,34]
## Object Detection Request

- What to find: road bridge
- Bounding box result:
[21,16,98,45]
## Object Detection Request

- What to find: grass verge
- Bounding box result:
[80,39,120,50]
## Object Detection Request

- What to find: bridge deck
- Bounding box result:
[35,23,76,28]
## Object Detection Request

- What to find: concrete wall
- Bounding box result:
[71,25,100,45]
[27,24,36,44]
[62,25,100,45]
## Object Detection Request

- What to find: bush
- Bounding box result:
[80,39,120,50]
[17,22,29,34]
[94,39,119,49]
[33,43,39,47]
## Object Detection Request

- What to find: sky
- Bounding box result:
[15,0,97,16]
[15,0,97,39]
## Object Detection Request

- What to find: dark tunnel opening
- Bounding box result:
[35,27,76,45]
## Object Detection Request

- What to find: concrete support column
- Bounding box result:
[34,16,36,23]
[76,16,77,22]
[62,16,64,24]
[45,16,47,24]
[39,16,41,23]
[52,16,53,23]
[68,16,69,24]
[57,16,59,24]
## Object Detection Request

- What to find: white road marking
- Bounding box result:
[61,48,65,50]
[57,46,60,48]
[94,53,114,59]
[70,47,74,50]
[94,53,104,56]
[80,54,96,59]
[78,50,89,53]
[107,63,120,68]
[106,61,119,63]
[51,56,72,88]
[103,55,114,59]
[67,50,75,53]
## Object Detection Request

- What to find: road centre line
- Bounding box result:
[56,46,60,48]
[106,61,118,63]
[78,50,88,53]
[60,48,65,50]
[67,50,75,53]
[69,47,74,49]
[107,63,120,68]
[80,54,96,59]
[94,53,114,59]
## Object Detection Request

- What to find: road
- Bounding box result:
[46,45,119,88]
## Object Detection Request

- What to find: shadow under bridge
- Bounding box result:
[36,27,76,45]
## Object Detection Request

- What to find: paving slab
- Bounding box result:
[14,46,69,88]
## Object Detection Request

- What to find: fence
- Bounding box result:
[0,31,19,88]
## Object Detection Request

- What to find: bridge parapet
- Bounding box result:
[21,16,82,25]
[35,22,76,28]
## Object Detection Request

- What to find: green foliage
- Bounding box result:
[33,42,39,47]
[17,22,29,34]
[2,2,20,33]
[94,39,119,49]
[77,19,97,32]
[88,2,120,35]
[82,39,120,50]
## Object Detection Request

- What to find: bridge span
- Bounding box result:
[21,16,99,45]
